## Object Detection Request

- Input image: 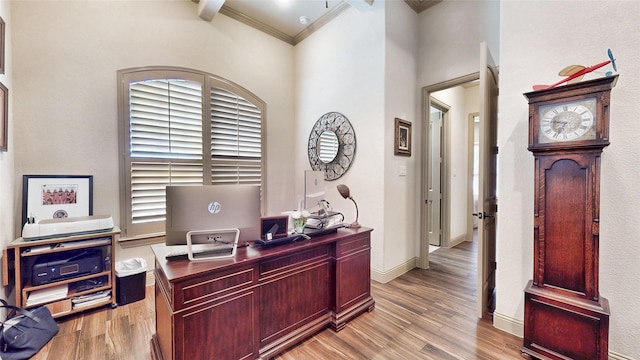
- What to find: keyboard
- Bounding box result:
[165,246,234,261]
[254,234,308,247]
[304,225,342,238]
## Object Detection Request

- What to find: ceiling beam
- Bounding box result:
[198,0,225,22]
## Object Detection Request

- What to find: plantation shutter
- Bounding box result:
[210,87,262,185]
[129,79,204,224]
[120,68,265,239]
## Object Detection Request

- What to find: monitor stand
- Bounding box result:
[186,228,239,261]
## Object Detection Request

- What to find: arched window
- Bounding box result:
[118,67,265,239]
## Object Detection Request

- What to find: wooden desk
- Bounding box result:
[150,227,374,360]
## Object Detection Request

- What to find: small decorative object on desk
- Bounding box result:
[292,210,310,234]
[0,299,59,360]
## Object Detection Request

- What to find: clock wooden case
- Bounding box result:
[522,75,617,360]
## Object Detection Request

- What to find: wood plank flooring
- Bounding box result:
[30,240,523,359]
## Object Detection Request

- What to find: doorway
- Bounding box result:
[422,77,479,256]
[416,42,499,317]
[419,73,478,271]
[419,43,499,320]
[427,102,446,248]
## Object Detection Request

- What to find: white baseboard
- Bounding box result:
[371,257,417,284]
[492,311,523,338]
[447,234,467,248]
[609,351,637,360]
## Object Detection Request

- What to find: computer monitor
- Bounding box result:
[304,170,325,211]
[165,185,261,246]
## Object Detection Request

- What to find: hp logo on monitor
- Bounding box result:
[208,201,221,214]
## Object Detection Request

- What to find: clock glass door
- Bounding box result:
[538,97,597,143]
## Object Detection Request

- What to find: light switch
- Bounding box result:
[398,165,407,176]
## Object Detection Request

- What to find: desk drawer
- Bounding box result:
[336,233,370,258]
[172,265,256,311]
[259,245,330,280]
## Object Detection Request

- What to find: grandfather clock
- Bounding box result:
[521,75,618,359]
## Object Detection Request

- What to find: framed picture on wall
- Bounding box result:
[22,175,94,227]
[0,16,5,74]
[394,118,412,156]
[0,81,7,152]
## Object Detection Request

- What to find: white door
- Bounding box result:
[477,42,499,318]
[427,106,443,247]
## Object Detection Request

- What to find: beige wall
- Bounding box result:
[0,1,14,301]
[10,1,296,268]
[294,0,420,277]
[382,0,419,275]
[294,4,388,271]
[497,1,640,357]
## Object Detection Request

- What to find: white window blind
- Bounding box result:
[128,79,204,225]
[120,68,265,239]
[210,87,262,185]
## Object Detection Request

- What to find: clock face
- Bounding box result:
[538,98,597,143]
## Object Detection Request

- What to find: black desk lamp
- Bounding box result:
[337,184,361,228]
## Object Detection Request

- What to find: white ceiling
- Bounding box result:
[224,0,345,38]
[198,0,442,45]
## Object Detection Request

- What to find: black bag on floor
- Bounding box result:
[0,299,59,360]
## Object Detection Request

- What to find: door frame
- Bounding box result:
[418,73,479,269]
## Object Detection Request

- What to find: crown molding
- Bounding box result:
[404,0,442,14]
[219,5,295,44]
[293,2,350,45]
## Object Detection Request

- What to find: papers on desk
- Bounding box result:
[22,237,112,255]
[57,237,112,249]
[26,283,69,307]
[23,244,53,254]
[72,291,111,309]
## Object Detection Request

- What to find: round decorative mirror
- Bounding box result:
[308,112,356,181]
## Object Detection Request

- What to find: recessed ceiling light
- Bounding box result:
[299,16,309,25]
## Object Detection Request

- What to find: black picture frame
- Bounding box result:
[22,175,94,227]
[260,215,289,239]
[394,118,412,156]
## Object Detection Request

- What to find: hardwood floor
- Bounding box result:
[31,240,523,359]
[276,240,523,360]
